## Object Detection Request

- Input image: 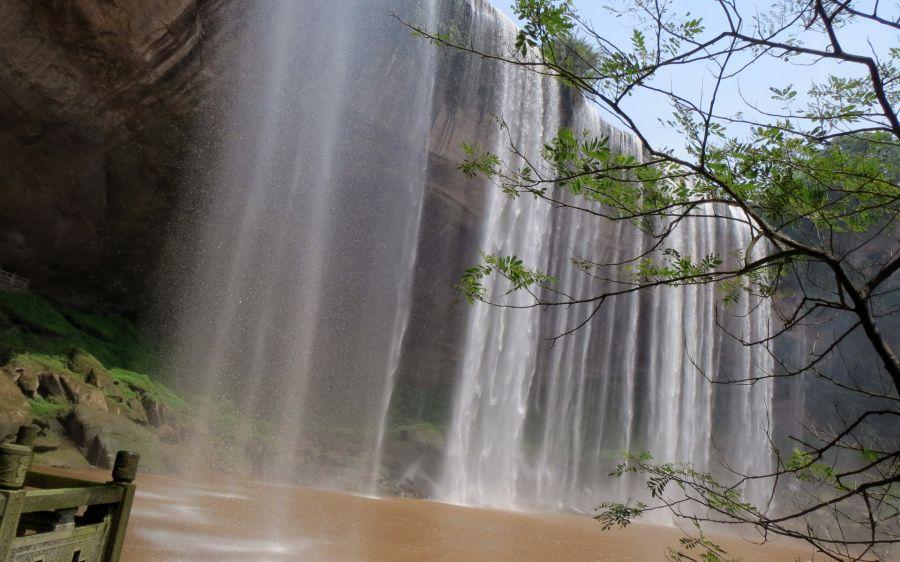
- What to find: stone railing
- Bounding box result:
[0,270,28,293]
[0,427,139,562]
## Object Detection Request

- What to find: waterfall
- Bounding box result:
[437,1,775,513]
[165,0,776,517]
[168,0,437,489]
[370,1,440,494]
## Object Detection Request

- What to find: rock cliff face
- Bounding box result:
[0,0,494,325]
[0,0,235,309]
[0,0,496,422]
[0,0,497,420]
[0,1,498,483]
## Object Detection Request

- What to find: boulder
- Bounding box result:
[107,380,127,400]
[125,397,149,425]
[33,416,65,436]
[0,370,31,441]
[142,396,171,428]
[66,405,170,471]
[59,375,108,412]
[70,349,113,389]
[35,370,108,412]
[12,367,38,396]
[379,477,428,500]
[36,372,68,400]
[104,396,128,417]
[33,429,61,452]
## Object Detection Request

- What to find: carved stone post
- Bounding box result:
[105,450,140,561]
[0,440,31,559]
[111,450,140,483]
[0,443,33,490]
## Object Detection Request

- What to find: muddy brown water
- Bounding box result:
[42,467,813,561]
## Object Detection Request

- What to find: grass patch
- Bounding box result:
[28,396,70,419]
[109,368,186,411]
[66,310,139,342]
[0,291,158,375]
[0,292,74,336]
[8,352,79,379]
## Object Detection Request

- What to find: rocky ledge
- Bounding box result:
[0,289,190,472]
[0,349,189,473]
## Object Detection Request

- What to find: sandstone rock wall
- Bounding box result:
[0,0,504,415]
[0,0,235,310]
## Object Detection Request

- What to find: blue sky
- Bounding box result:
[488,1,899,152]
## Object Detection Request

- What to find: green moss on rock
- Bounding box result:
[70,348,113,387]
[0,291,194,472]
[8,352,78,379]
[28,396,70,420]
[108,368,185,411]
[0,290,157,374]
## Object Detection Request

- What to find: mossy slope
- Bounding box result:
[0,291,156,374]
[0,290,188,472]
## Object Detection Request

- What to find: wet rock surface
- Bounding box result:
[12,368,39,397]
[71,349,113,389]
[32,428,61,453]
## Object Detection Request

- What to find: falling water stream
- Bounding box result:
[170,0,439,488]
[167,0,775,520]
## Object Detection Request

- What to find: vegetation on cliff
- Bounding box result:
[0,290,189,471]
[0,291,157,374]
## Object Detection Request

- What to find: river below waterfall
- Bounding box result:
[34,467,809,561]
[122,475,807,561]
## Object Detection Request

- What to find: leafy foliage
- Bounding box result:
[457,252,554,304]
[593,500,646,531]
[666,525,735,562]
